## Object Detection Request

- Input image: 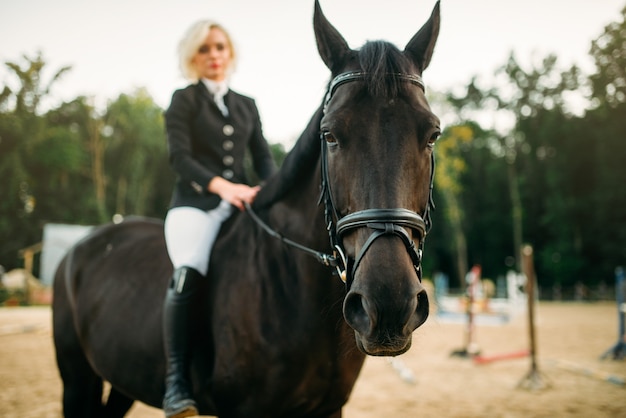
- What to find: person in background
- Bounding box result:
[162,19,276,418]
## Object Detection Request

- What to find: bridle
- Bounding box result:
[246,71,435,289]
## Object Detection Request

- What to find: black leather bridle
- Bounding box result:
[246,71,435,289]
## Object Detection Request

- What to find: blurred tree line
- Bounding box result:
[424,5,626,293]
[1,7,624,295]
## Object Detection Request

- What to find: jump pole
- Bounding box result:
[517,244,550,390]
[548,359,625,387]
[473,349,529,365]
[600,266,626,360]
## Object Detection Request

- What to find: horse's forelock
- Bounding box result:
[358,41,413,98]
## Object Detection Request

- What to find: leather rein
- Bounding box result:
[245,71,435,288]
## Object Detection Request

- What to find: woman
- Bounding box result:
[162,20,276,418]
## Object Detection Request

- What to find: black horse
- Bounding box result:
[53,1,441,417]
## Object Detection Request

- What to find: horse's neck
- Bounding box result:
[264,165,338,291]
[272,160,327,241]
[247,105,340,307]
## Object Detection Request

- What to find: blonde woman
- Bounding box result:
[162,20,276,418]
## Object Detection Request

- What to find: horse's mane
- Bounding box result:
[252,105,324,210]
[253,40,412,210]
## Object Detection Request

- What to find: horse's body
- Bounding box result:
[53,2,441,417]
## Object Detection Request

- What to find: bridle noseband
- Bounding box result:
[335,209,426,288]
[246,71,435,289]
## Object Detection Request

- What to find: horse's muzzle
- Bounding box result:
[343,282,429,356]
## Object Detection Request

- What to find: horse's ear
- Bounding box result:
[314,0,351,72]
[404,1,441,73]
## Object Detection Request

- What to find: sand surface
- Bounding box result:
[1,302,624,417]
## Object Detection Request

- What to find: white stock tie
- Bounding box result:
[202,79,229,117]
[213,90,229,117]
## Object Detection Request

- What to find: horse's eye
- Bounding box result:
[323,131,338,145]
[427,130,441,148]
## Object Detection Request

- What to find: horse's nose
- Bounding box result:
[343,283,429,347]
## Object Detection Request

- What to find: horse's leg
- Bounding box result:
[56,357,104,418]
[103,387,135,417]
[55,333,107,417]
[53,272,106,417]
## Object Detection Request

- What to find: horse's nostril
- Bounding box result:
[414,289,430,328]
[343,292,372,334]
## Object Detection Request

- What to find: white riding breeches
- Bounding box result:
[164,200,234,276]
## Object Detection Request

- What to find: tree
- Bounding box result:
[42,97,106,222]
[103,89,172,218]
[585,4,626,282]
[444,51,590,287]
[589,4,626,109]
[1,51,70,115]
[435,124,471,286]
[0,52,72,271]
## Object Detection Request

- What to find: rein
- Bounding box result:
[245,71,434,288]
[244,200,341,270]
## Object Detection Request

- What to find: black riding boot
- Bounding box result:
[162,267,202,418]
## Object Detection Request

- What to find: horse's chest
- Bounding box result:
[212,341,357,416]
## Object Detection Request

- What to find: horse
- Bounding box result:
[52,1,442,417]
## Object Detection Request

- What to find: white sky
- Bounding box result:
[1,0,623,147]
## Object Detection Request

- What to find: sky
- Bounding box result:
[1,0,624,147]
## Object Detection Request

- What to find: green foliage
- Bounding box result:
[589,5,626,108]
[103,88,172,217]
[430,8,626,291]
[583,6,626,281]
[0,54,172,271]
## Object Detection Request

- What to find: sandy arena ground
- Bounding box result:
[1,302,624,417]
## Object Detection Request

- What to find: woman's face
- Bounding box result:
[192,27,232,81]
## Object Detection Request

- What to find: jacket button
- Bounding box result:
[223,155,234,166]
[222,140,234,151]
[222,169,234,179]
[223,124,234,136]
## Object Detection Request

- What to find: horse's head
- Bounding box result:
[314,0,441,356]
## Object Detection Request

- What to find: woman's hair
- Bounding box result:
[177,20,237,82]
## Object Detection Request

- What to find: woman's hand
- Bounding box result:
[208,177,260,211]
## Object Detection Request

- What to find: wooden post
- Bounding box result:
[518,244,550,390]
[17,242,43,306]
